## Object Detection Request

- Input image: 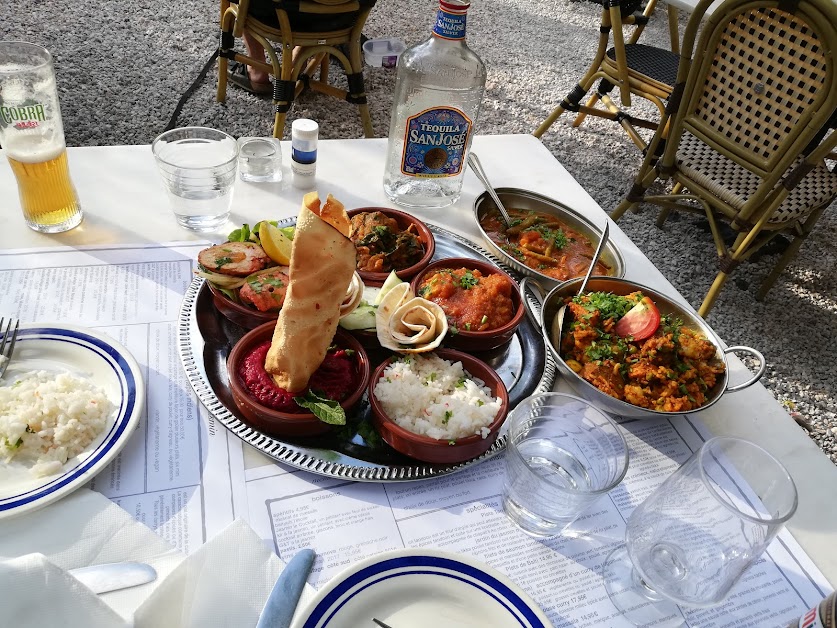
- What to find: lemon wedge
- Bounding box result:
[259,221,293,265]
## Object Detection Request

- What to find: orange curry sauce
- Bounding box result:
[418,268,514,332]
[481,208,610,281]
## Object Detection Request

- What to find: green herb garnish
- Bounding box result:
[295,390,346,425]
[459,270,479,290]
[214,256,232,269]
[575,292,634,322]
[443,410,453,425]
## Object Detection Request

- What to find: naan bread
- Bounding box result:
[375,282,447,353]
[265,192,357,392]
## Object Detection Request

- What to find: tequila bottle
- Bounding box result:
[382,0,486,208]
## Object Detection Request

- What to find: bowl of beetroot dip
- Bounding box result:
[227,322,370,437]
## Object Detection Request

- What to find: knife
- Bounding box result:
[256,548,316,628]
[68,561,157,594]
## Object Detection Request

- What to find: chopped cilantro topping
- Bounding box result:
[575,292,634,321]
[459,270,479,289]
[443,410,453,424]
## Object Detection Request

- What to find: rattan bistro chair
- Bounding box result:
[217,0,376,138]
[611,0,837,317]
[534,0,680,151]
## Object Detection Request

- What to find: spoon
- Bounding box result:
[467,152,514,227]
[550,222,610,348]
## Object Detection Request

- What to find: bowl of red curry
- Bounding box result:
[473,188,625,287]
[410,258,525,352]
[227,322,370,437]
[347,208,435,287]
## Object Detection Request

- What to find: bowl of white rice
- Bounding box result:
[369,350,509,464]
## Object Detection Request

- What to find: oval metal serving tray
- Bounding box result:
[178,223,557,482]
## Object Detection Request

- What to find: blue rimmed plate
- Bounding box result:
[292,549,553,628]
[0,324,144,519]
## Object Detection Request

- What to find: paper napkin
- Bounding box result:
[0,489,315,627]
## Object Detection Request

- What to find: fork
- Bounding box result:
[0,317,20,380]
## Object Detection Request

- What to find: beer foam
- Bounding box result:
[2,132,64,163]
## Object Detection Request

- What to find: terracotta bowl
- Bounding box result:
[347,207,435,287]
[227,323,370,437]
[410,258,525,352]
[368,349,509,464]
[208,281,278,330]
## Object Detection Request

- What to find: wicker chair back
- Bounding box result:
[676,2,836,176]
[611,0,837,316]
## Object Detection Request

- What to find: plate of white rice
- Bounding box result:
[0,324,144,519]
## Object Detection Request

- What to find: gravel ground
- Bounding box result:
[3,0,835,462]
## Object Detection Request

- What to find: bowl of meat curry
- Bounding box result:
[474,188,625,287]
[348,208,435,286]
[526,276,765,419]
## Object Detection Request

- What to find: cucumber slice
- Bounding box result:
[339,304,377,330]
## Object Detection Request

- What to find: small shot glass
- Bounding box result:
[237,137,283,183]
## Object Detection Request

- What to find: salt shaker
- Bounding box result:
[291,119,318,189]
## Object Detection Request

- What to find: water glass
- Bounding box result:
[604,437,798,627]
[0,41,82,233]
[238,137,282,183]
[502,392,629,538]
[152,127,238,232]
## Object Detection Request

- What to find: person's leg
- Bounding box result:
[242,31,270,85]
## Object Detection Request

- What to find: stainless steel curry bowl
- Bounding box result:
[521,276,765,420]
[473,188,626,288]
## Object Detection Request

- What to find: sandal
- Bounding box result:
[228,62,272,96]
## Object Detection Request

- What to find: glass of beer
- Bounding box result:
[0,42,82,233]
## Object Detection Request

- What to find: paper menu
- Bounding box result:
[240,416,831,628]
[0,242,831,628]
[0,242,238,552]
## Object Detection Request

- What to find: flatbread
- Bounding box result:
[265,192,357,392]
[375,282,447,353]
[339,272,364,318]
[385,297,448,353]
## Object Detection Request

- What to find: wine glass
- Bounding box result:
[603,437,798,627]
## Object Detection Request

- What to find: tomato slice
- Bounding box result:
[613,296,661,340]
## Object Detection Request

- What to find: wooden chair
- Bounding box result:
[611,0,837,317]
[534,0,680,151]
[217,0,376,138]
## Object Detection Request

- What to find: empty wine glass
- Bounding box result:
[603,437,798,628]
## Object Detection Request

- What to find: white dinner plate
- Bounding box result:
[0,324,144,519]
[292,548,554,628]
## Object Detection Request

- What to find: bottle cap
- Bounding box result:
[292,119,319,142]
[440,0,470,11]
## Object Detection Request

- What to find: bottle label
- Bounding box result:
[432,4,467,40]
[292,147,317,164]
[400,107,473,178]
[0,102,46,130]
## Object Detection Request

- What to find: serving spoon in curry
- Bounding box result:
[467,152,514,227]
[550,222,610,348]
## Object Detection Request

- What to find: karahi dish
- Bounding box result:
[560,291,725,413]
[532,276,765,419]
[473,187,626,286]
